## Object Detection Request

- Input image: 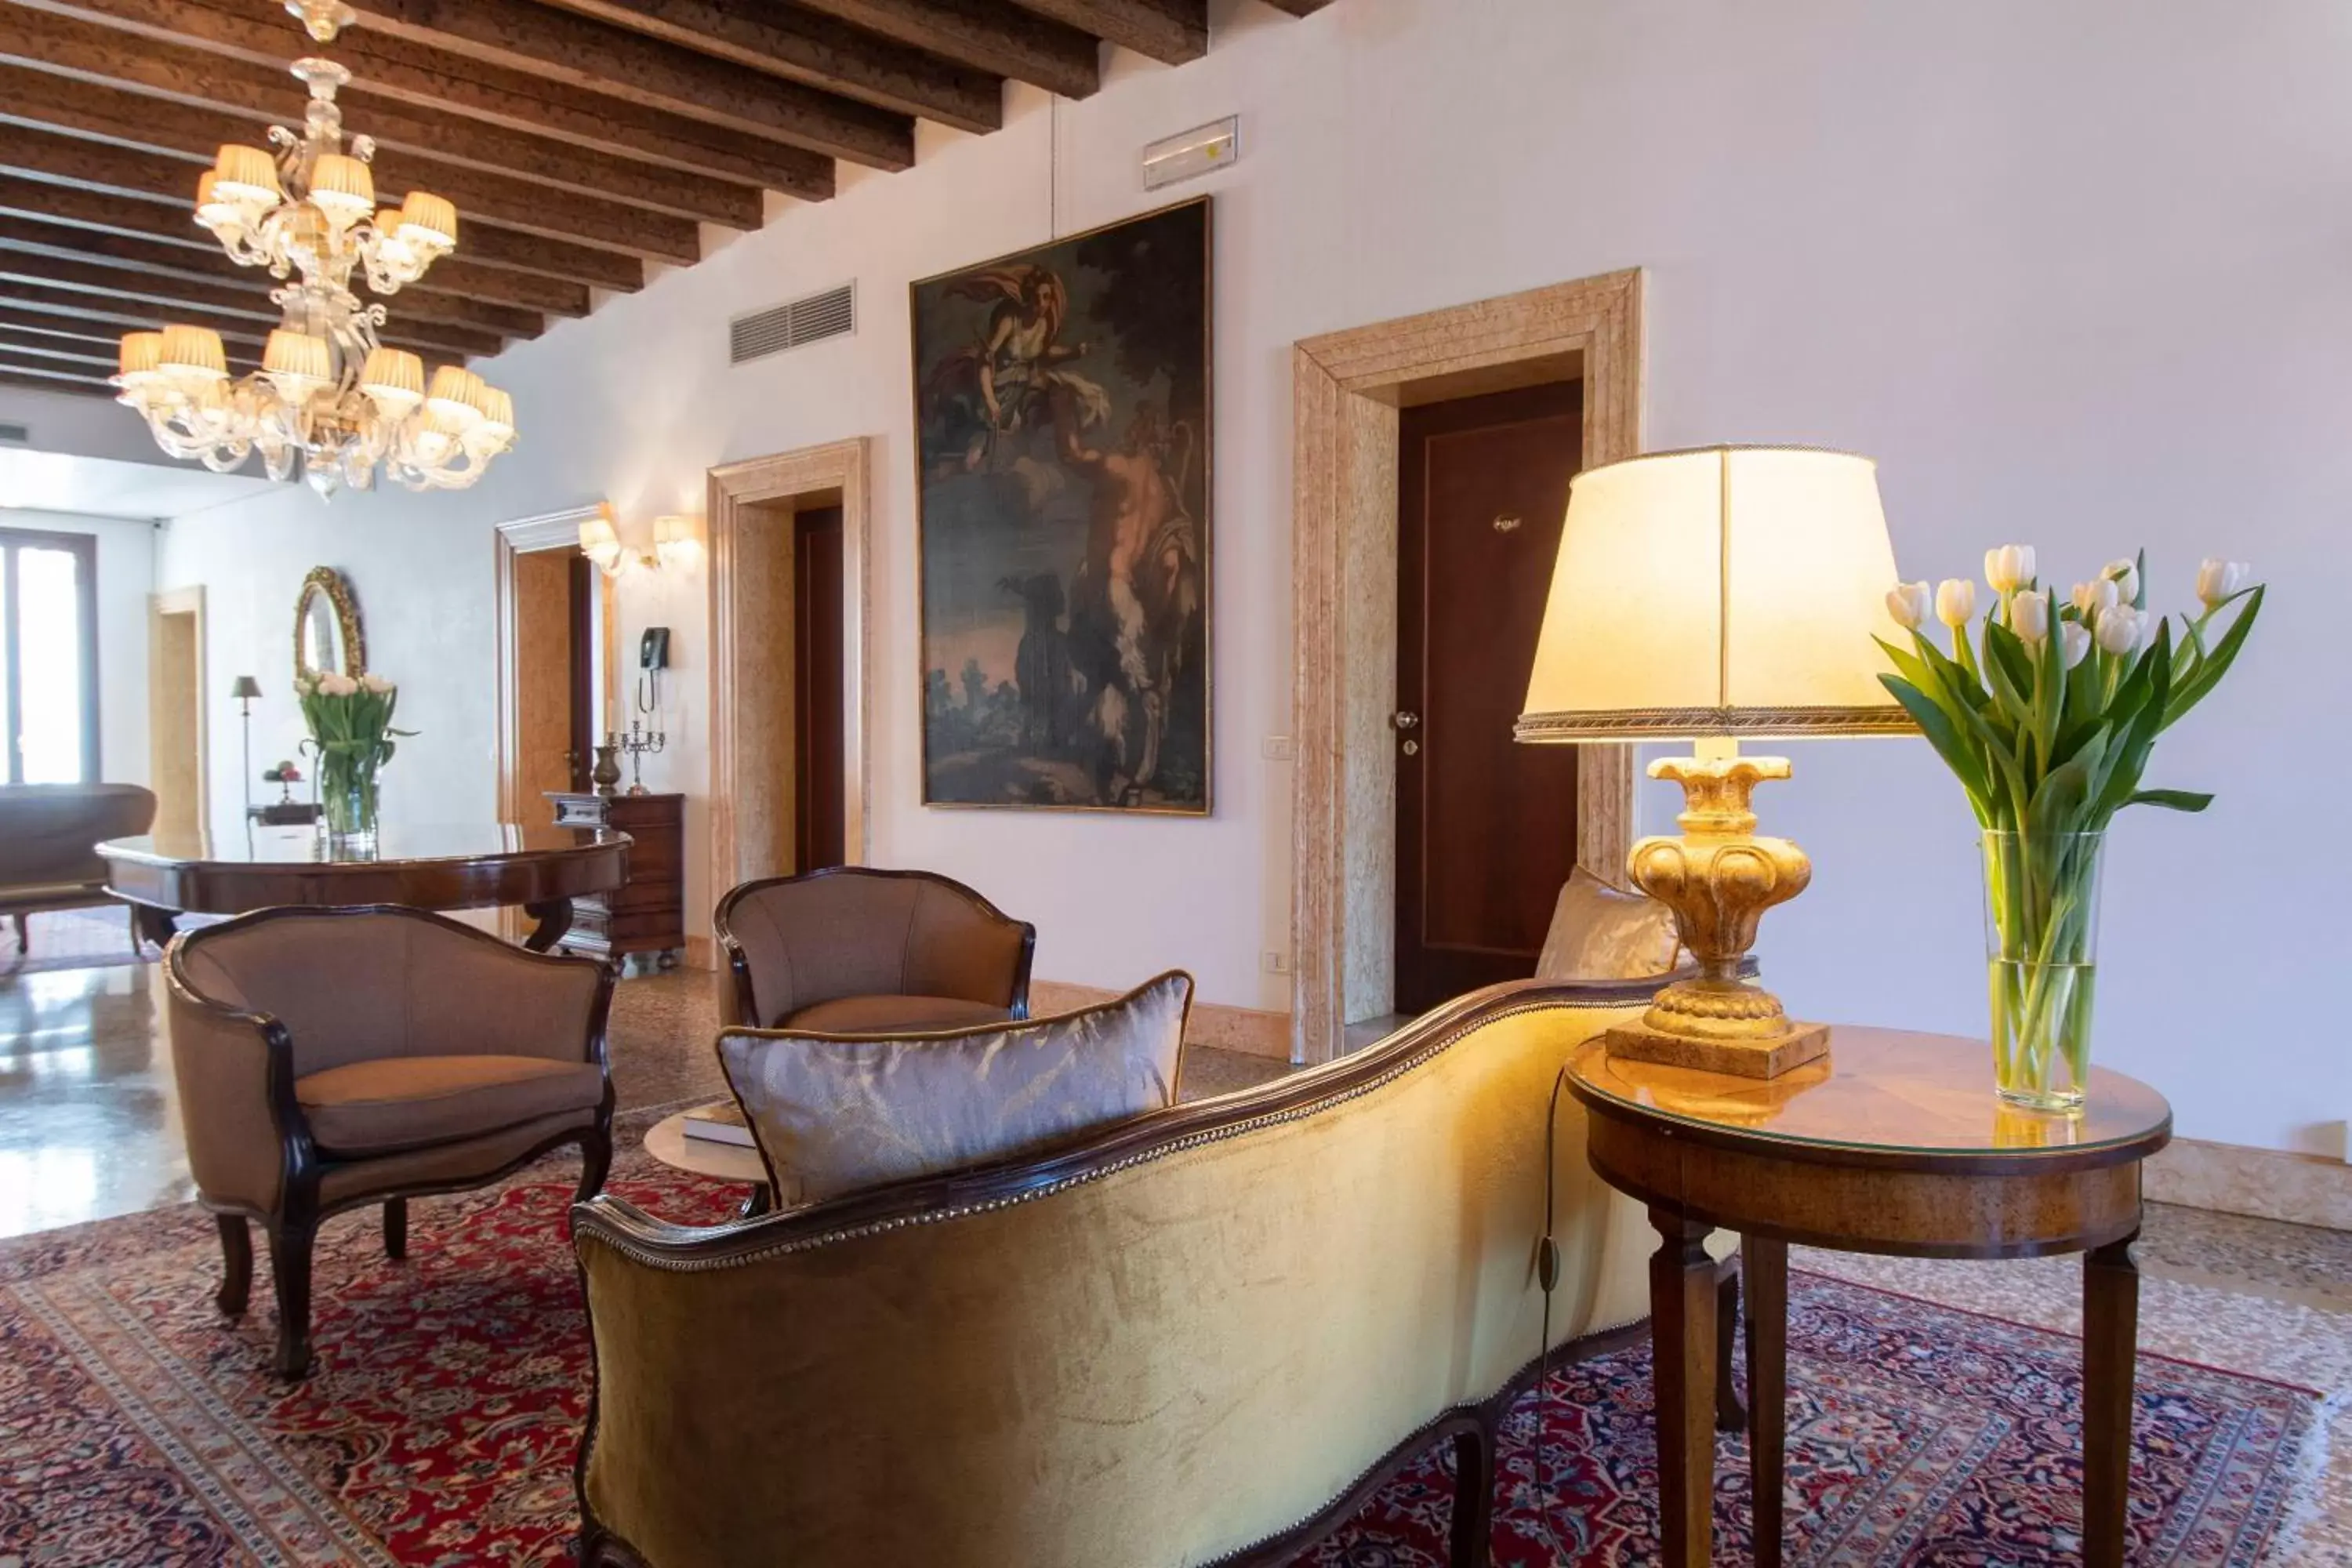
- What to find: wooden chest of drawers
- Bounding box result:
[546,791,684,967]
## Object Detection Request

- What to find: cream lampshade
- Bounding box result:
[1516,446,1913,1076]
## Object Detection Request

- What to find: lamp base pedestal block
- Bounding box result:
[1605,1017,1831,1080]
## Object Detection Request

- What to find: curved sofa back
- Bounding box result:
[572,977,1668,1568]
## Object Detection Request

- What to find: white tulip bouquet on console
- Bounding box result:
[1876,548,2263,1109]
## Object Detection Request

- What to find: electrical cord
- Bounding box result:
[1531,1060,1575,1561]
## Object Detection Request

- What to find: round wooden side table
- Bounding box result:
[1565,1026,2172,1568]
[644,1107,775,1217]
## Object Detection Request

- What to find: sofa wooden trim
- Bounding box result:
[571,971,1719,1566]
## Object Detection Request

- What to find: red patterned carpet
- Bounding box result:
[0,1142,2316,1566]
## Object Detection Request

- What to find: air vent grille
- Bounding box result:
[730,282,855,365]
[0,423,27,445]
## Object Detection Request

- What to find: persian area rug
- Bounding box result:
[0,1149,2317,1567]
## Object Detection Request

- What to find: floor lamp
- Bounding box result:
[230,676,261,820]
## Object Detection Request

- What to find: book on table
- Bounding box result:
[681,1102,755,1148]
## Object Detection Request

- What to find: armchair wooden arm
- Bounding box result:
[169,905,615,1380]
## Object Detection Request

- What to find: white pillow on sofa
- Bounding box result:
[717,970,1193,1205]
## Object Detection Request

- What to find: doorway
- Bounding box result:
[1392,382,1584,1014]
[793,503,846,873]
[511,549,594,801]
[706,439,872,912]
[148,585,205,840]
[1290,270,1645,1062]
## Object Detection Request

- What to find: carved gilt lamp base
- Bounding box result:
[1606,742,1831,1079]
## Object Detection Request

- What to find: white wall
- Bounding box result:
[107,0,2347,1154]
[2,507,154,786]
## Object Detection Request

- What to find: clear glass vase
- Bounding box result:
[1981,829,2105,1112]
[319,755,381,854]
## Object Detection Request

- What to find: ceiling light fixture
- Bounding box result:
[111,2,516,496]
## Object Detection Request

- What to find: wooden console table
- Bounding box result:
[1566,1028,2172,1568]
[546,792,684,967]
[99,822,630,953]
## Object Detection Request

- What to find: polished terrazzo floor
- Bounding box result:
[0,950,1290,1241]
[2,945,2343,1559]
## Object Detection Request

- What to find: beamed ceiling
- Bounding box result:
[0,0,1333,399]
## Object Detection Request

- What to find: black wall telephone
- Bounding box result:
[637,626,670,715]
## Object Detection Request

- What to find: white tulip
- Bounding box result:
[2196,557,2250,610]
[2060,622,2091,669]
[2094,604,2143,655]
[1984,544,2037,594]
[2009,588,2051,644]
[1935,578,1977,628]
[359,673,394,695]
[2102,557,2140,604]
[2071,579,2118,619]
[1886,580,1932,630]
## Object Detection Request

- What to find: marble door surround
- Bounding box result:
[1290,270,1645,1065]
[705,438,874,946]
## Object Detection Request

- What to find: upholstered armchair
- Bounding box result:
[571,974,1736,1568]
[166,906,615,1378]
[0,782,156,951]
[714,867,1036,1034]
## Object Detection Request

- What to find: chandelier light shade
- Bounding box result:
[111,10,516,496]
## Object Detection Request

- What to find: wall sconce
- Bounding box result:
[653,514,703,572]
[580,512,703,579]
[578,512,631,577]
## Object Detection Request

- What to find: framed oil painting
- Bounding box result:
[913,196,1210,814]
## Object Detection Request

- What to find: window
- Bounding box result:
[0,528,100,784]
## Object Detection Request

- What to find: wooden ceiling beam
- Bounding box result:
[0,214,569,340]
[0,177,588,318]
[343,0,916,167]
[0,102,699,268]
[0,173,637,301]
[998,0,1203,64]
[0,5,763,229]
[529,0,1005,132]
[0,263,505,360]
[0,285,479,366]
[0,362,117,396]
[0,288,270,348]
[0,303,129,347]
[786,0,1098,100]
[19,0,837,200]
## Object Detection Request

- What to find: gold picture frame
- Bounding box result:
[909,196,1213,815]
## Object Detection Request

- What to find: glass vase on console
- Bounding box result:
[318,746,384,854]
[1982,829,2104,1112]
[296,670,414,858]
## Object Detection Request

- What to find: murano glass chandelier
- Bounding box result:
[111,2,517,495]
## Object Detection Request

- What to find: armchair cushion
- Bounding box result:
[720,971,1192,1205]
[297,1054,605,1156]
[784,994,1014,1034]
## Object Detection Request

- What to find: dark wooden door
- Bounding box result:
[1393,381,1584,1014]
[794,505,846,872]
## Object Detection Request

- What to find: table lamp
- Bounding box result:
[1515,447,1913,1077]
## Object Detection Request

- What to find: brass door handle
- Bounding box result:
[1391,711,1419,731]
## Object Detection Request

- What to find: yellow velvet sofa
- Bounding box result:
[571,974,1733,1568]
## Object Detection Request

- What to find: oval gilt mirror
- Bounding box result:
[293,566,366,686]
